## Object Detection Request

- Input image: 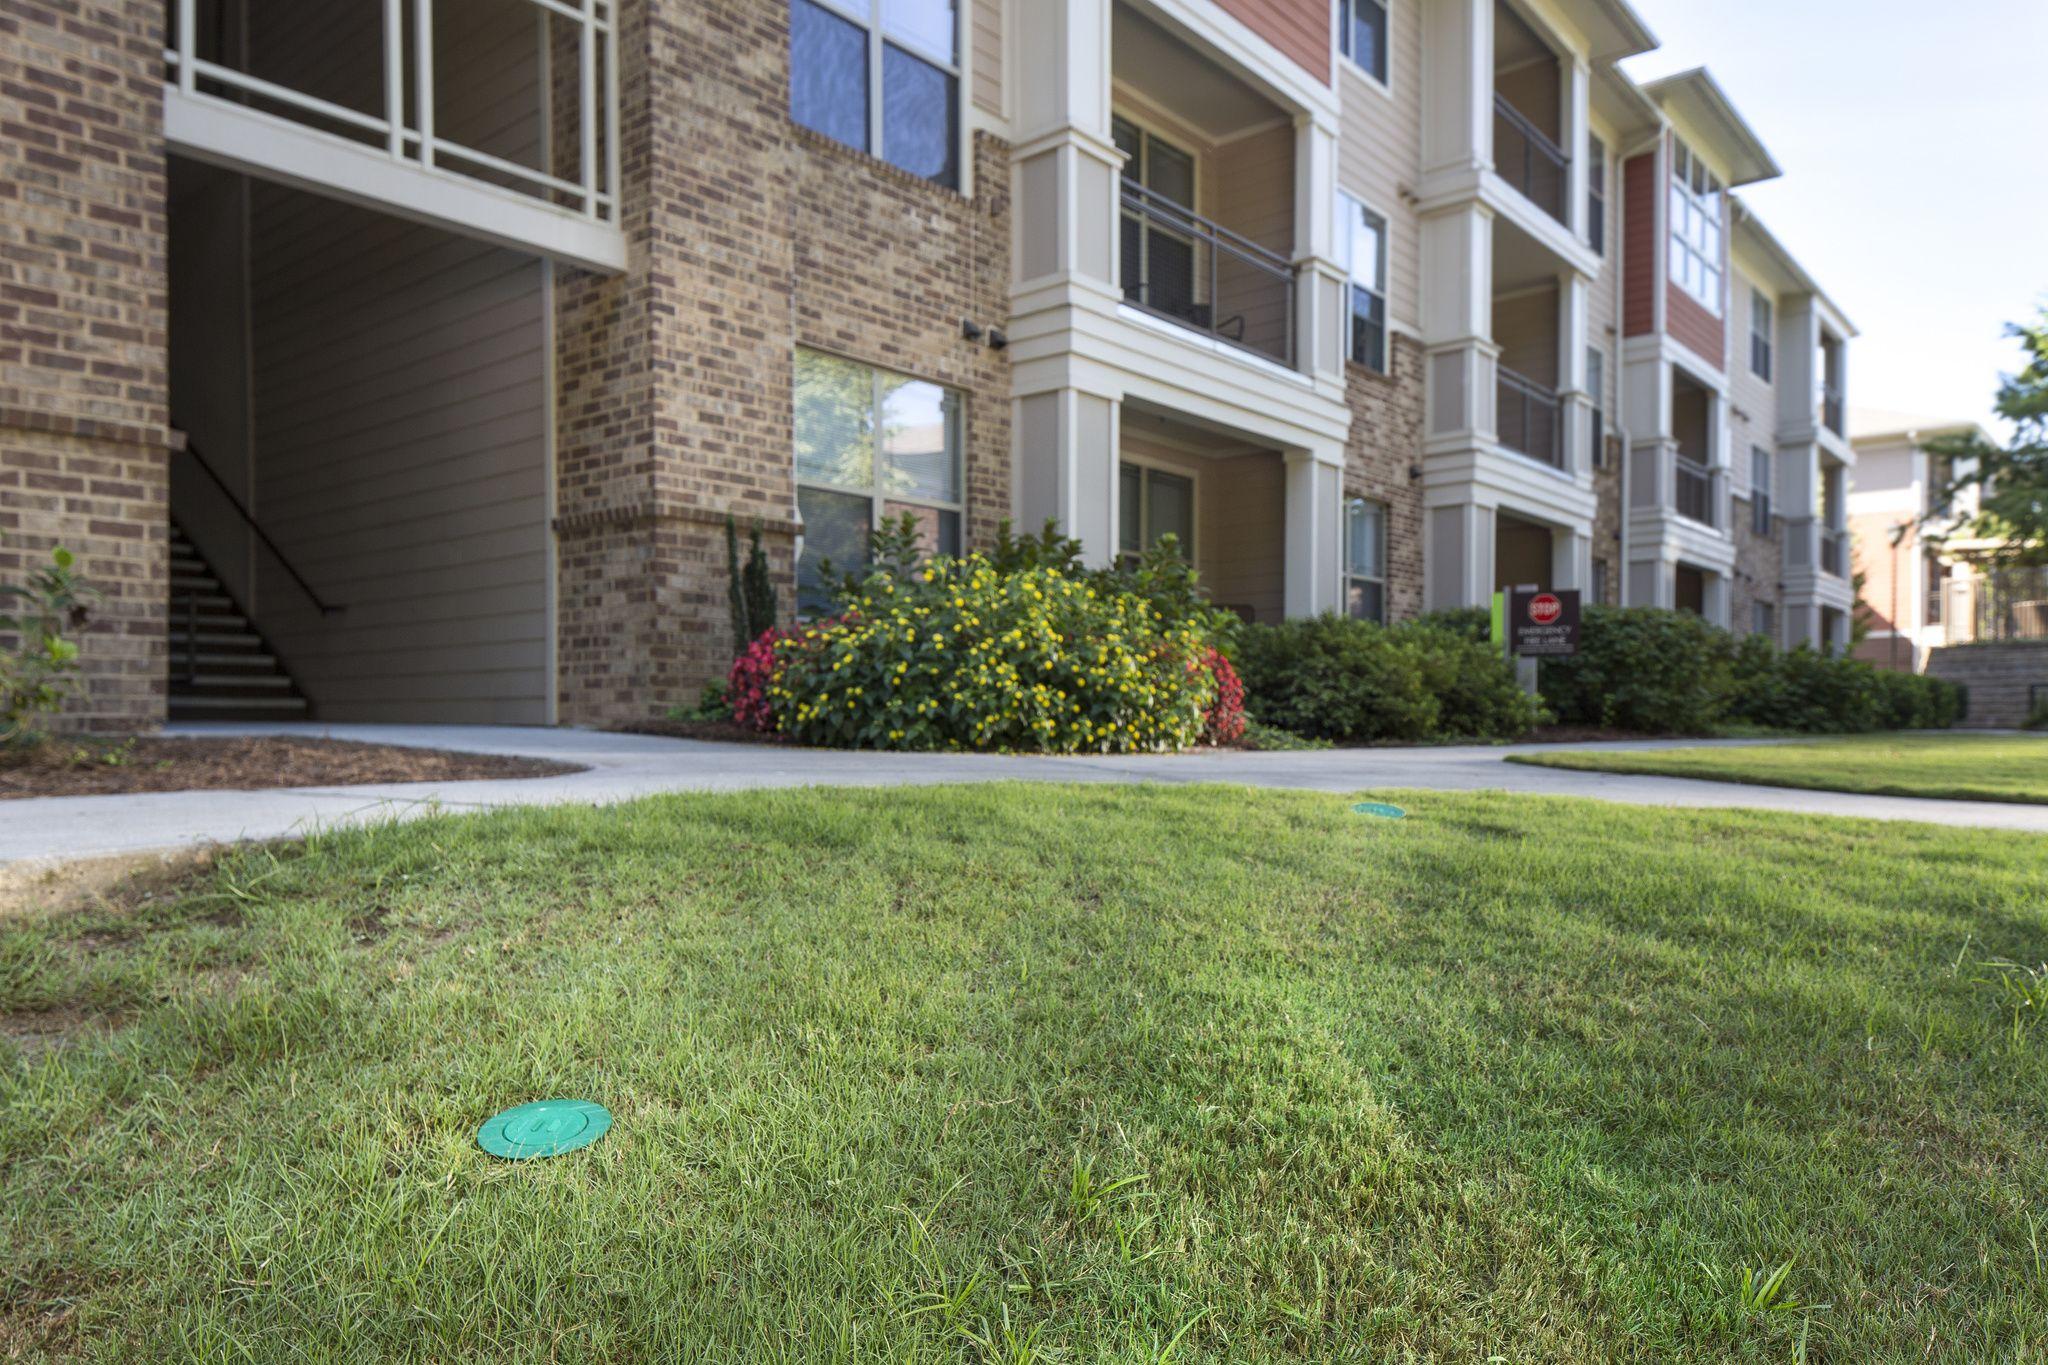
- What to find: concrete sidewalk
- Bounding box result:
[3,722,2044,866]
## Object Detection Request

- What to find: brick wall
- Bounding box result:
[1590,432,1622,603]
[550,0,1012,726]
[1730,499,1783,642]
[0,0,170,733]
[1342,334,1426,623]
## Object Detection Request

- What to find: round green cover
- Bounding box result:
[476,1099,612,1160]
[1352,801,1406,820]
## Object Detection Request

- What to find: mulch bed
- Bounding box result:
[612,718,788,744]
[0,737,582,800]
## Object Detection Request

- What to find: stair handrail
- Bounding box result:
[173,434,344,616]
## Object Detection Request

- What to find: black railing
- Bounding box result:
[1496,363,1563,468]
[1119,179,1298,370]
[173,435,343,615]
[1821,386,1845,437]
[1493,92,1568,224]
[1820,528,1848,577]
[1973,566,2048,642]
[1675,456,1716,527]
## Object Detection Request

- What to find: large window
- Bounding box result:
[1337,0,1389,84]
[1113,116,1198,321]
[1750,444,1773,536]
[1668,139,1723,315]
[1587,132,1607,256]
[1118,462,1195,561]
[1336,192,1387,372]
[1749,287,1773,381]
[795,348,963,613]
[1344,497,1388,623]
[791,0,959,189]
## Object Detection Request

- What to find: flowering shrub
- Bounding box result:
[765,555,1217,753]
[727,626,794,732]
[1200,647,1246,745]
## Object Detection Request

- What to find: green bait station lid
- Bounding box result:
[476,1099,612,1160]
[1352,801,1406,820]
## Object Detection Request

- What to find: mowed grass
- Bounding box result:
[1508,733,2048,804]
[4,786,2048,1362]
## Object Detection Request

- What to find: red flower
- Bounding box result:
[1200,647,1245,746]
[728,627,793,732]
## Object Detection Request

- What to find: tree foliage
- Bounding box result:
[1922,311,2048,565]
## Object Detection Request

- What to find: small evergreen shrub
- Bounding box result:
[1403,623,1547,739]
[2,543,97,748]
[1540,606,1734,734]
[1725,635,1962,732]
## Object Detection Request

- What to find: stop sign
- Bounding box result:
[1529,593,1563,625]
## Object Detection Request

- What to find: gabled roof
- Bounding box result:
[1572,0,1659,64]
[1641,68,1780,187]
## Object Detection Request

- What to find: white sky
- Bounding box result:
[1618,0,2048,435]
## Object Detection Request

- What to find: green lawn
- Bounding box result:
[5,786,2048,1362]
[1508,734,2048,804]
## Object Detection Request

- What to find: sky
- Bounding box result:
[1618,0,2048,436]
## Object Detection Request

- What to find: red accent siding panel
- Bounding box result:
[1667,284,1725,370]
[1621,152,1656,337]
[1214,0,1330,84]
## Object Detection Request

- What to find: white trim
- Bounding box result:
[1334,0,1395,99]
[1334,188,1389,372]
[163,89,627,273]
[802,0,967,191]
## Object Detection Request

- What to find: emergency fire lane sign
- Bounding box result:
[1509,587,1581,657]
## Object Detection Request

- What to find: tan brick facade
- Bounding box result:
[0,0,170,732]
[1340,335,1426,624]
[550,0,1011,726]
[1730,497,1783,640]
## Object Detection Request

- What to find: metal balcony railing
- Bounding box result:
[1493,93,1568,225]
[1820,528,1848,577]
[1821,385,1846,437]
[1971,566,2048,642]
[1675,456,1716,527]
[1119,180,1299,370]
[1496,363,1563,468]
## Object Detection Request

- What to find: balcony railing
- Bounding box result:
[1821,385,1846,437]
[1675,456,1716,527]
[1493,93,1568,225]
[1965,566,2048,643]
[1496,364,1563,468]
[1119,180,1298,370]
[1820,528,1848,577]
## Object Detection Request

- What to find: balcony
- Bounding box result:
[1496,363,1563,468]
[1821,385,1846,438]
[1493,94,1568,225]
[1675,456,1716,527]
[1820,528,1848,577]
[1119,180,1298,370]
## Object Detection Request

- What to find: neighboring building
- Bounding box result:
[0,0,1858,730]
[1850,410,2042,670]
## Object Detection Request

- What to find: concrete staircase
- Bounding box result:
[1925,642,2048,728]
[167,520,310,722]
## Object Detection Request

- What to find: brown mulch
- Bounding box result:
[0,736,582,799]
[611,718,789,744]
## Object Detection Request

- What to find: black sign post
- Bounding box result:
[1508,587,1582,658]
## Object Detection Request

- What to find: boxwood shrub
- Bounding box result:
[1235,615,1542,743]
[1538,606,1735,734]
[1725,635,1962,733]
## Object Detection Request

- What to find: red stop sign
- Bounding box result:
[1529,593,1562,625]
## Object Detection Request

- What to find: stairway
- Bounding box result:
[167,520,311,722]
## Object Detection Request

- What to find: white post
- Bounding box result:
[384,0,405,156]
[603,2,620,222]
[414,0,435,167]
[177,0,197,95]
[580,0,599,218]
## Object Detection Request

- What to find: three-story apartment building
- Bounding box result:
[0,0,1857,729]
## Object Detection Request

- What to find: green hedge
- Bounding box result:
[1725,634,1962,732]
[1539,606,1734,733]
[1235,615,1543,743]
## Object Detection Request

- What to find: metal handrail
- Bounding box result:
[1675,456,1716,527]
[1820,527,1848,577]
[1493,92,1569,223]
[1118,178,1298,368]
[173,435,344,615]
[1496,363,1563,468]
[1820,386,1845,437]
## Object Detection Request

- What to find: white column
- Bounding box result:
[1419,0,1493,179]
[1426,501,1495,611]
[1563,56,1590,240]
[1551,529,1591,593]
[1283,450,1343,617]
[1294,114,1346,386]
[1557,271,1591,476]
[1420,202,1496,444]
[1009,0,1118,296]
[1014,387,1120,568]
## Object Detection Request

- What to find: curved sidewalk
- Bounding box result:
[3,723,2044,867]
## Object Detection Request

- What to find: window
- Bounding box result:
[1668,139,1723,315]
[1113,116,1199,321]
[1336,192,1387,372]
[1749,288,1773,381]
[1591,557,1610,606]
[1118,462,1195,562]
[795,348,963,613]
[1587,346,1606,468]
[1587,132,1607,255]
[1344,497,1388,623]
[1752,600,1776,640]
[1750,445,1772,535]
[1337,0,1389,84]
[790,0,959,189]
[1925,552,1948,625]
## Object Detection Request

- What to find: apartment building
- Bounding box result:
[0,0,1856,730]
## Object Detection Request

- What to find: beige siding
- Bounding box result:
[245,0,551,723]
[1336,0,1422,330]
[1119,434,1286,623]
[1493,284,1559,387]
[971,0,1002,116]
[1209,122,1296,363]
[1726,264,1777,498]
